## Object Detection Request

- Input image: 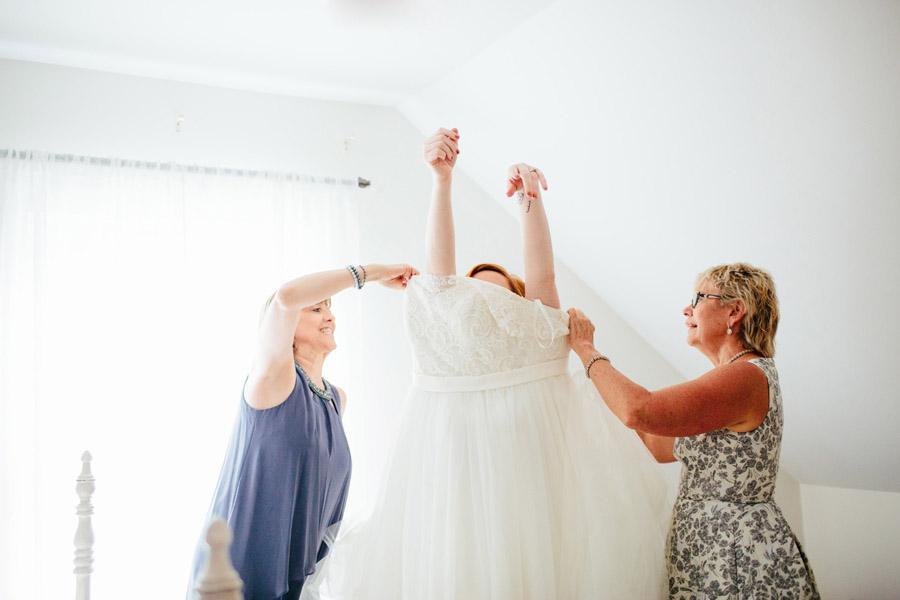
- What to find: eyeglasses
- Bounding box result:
[691,291,723,308]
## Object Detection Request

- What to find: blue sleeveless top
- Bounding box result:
[188,364,352,599]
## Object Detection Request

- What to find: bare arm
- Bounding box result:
[506,164,559,308]
[567,309,769,444]
[635,431,677,463]
[246,264,418,410]
[247,269,356,410]
[423,128,460,275]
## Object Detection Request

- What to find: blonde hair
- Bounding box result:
[258,291,331,328]
[466,263,526,297]
[696,262,779,357]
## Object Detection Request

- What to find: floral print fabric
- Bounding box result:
[667,358,819,599]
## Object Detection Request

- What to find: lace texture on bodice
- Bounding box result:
[403,274,569,378]
[673,358,783,503]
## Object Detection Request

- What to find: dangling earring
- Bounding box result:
[727,327,733,335]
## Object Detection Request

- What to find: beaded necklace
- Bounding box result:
[726,349,757,364]
[295,361,334,403]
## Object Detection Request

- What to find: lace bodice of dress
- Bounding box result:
[673,358,783,504]
[403,274,570,378]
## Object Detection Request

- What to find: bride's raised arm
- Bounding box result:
[506,164,560,309]
[423,127,460,276]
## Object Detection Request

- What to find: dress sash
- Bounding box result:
[411,358,571,392]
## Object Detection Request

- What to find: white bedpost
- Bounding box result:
[195,519,244,600]
[74,451,95,600]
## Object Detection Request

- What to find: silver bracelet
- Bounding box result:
[585,354,610,378]
[359,264,367,287]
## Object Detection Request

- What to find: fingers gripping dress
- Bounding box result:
[667,358,819,599]
[303,274,670,599]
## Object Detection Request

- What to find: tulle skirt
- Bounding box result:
[302,362,670,599]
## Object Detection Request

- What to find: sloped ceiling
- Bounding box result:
[2,0,898,491]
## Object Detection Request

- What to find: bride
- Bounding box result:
[303,128,670,599]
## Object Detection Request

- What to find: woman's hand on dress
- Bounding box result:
[506,163,548,200]
[567,308,598,358]
[366,264,420,290]
[423,128,460,182]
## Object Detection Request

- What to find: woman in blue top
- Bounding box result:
[188,263,418,600]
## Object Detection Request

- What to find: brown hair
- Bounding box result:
[466,263,526,297]
[695,262,779,357]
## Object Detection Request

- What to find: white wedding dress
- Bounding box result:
[302,275,670,599]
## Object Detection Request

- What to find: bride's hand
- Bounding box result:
[567,308,598,358]
[423,128,460,182]
[505,163,548,201]
[366,264,420,290]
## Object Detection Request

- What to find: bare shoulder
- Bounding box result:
[696,358,767,387]
[335,386,348,415]
[722,359,770,432]
[245,359,297,410]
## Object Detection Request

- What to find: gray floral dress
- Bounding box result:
[667,358,819,599]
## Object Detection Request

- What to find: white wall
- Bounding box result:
[775,468,805,544]
[399,0,900,495]
[800,484,900,600]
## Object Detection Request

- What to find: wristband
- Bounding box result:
[585,354,610,378]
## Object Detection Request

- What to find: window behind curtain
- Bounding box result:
[0,151,363,598]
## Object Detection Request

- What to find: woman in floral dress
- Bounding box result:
[568,263,819,599]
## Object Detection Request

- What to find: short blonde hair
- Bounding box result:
[696,262,779,357]
[466,263,526,297]
[259,290,331,328]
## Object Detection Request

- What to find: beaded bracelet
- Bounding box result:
[585,354,610,378]
[346,265,362,290]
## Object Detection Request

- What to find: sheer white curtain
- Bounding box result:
[0,150,363,599]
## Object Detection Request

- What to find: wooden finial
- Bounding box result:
[74,451,95,600]
[195,519,244,600]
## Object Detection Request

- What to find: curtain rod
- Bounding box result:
[0,149,371,189]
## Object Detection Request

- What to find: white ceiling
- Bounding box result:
[0,0,556,104]
[2,0,898,492]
